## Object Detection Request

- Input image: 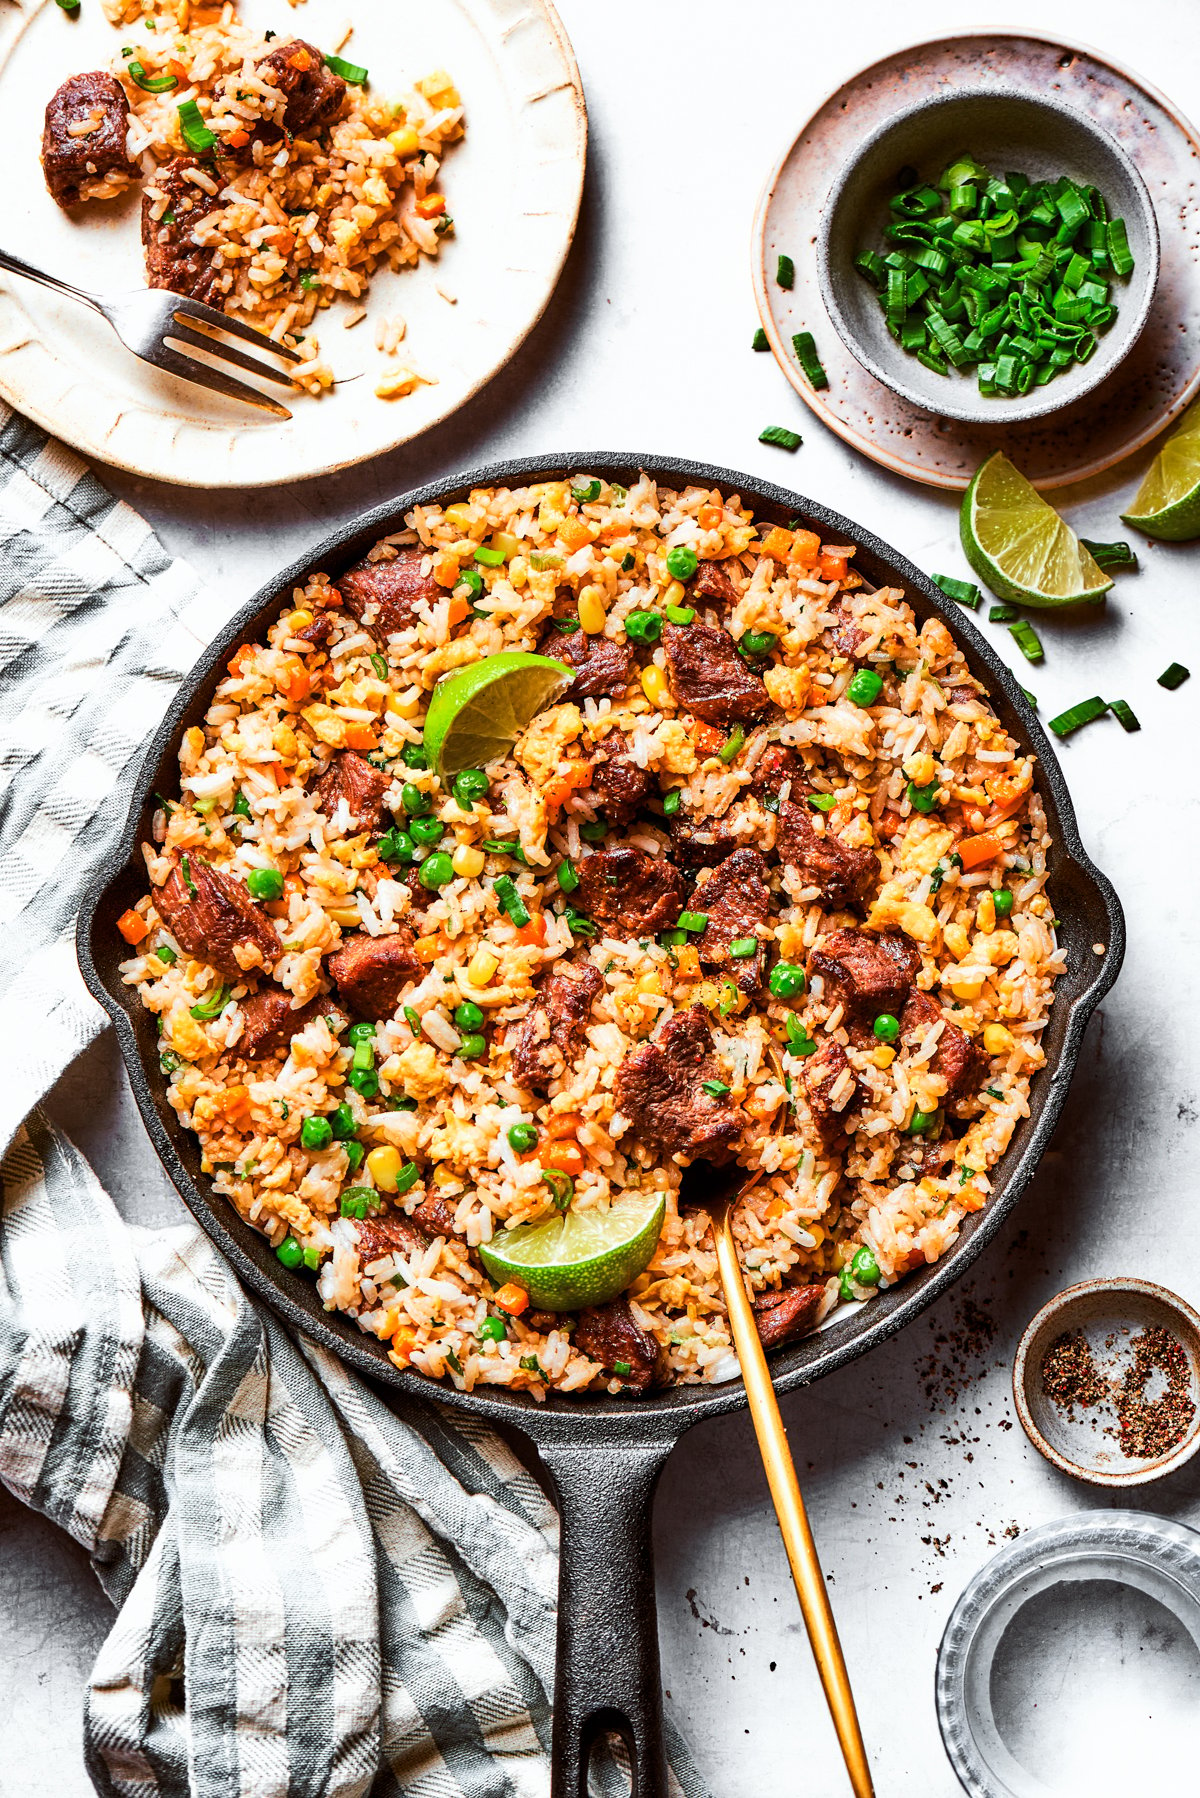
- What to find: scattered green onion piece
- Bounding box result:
[931,573,981,609]
[759,425,802,451]
[579,821,607,841]
[494,874,529,927]
[571,478,602,503]
[542,1169,574,1210]
[989,604,1019,622]
[557,860,580,893]
[563,908,597,937]
[729,938,758,959]
[807,793,837,813]
[177,98,216,153]
[664,604,695,626]
[1049,696,1108,738]
[791,330,828,389]
[676,910,709,933]
[752,327,770,351]
[776,254,795,290]
[189,983,231,1022]
[906,779,940,815]
[1009,620,1044,664]
[324,53,368,84]
[1107,698,1140,733]
[56,0,82,11]
[661,789,682,816]
[1159,663,1189,690]
[719,725,745,764]
[473,544,506,567]
[129,60,178,91]
[1079,538,1138,572]
[481,837,527,861]
[701,1079,731,1097]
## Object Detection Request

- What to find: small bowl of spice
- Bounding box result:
[816,87,1160,423]
[1013,1278,1200,1487]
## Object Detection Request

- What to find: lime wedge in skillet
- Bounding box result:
[479,1191,666,1313]
[423,652,573,778]
[1121,398,1200,541]
[961,452,1113,606]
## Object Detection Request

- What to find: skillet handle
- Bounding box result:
[538,1436,673,1798]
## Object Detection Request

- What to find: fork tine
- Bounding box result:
[169,297,304,364]
[151,343,292,419]
[167,321,299,391]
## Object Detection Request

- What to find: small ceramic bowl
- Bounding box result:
[816,87,1160,425]
[1013,1278,1200,1487]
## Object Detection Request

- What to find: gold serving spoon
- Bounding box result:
[692,1163,876,1797]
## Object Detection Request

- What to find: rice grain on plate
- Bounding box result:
[120,473,1062,1397]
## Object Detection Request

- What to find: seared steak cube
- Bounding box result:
[237,989,329,1060]
[774,799,877,910]
[156,855,282,979]
[42,73,137,209]
[538,624,633,702]
[808,928,921,1020]
[576,846,688,938]
[901,989,987,1102]
[662,621,769,727]
[510,959,603,1092]
[614,1005,740,1162]
[668,811,738,868]
[255,40,346,139]
[589,737,657,826]
[693,847,772,992]
[690,560,741,611]
[753,1285,826,1348]
[801,1040,862,1137]
[327,930,422,1018]
[312,750,390,836]
[356,1210,428,1266]
[573,1297,664,1392]
[338,549,441,638]
[142,158,223,302]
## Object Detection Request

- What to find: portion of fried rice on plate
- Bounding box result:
[117,472,1062,1397]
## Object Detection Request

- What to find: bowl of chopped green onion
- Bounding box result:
[816,88,1159,423]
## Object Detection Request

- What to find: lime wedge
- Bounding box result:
[423,651,573,778]
[960,452,1113,607]
[478,1191,666,1312]
[1122,398,1200,541]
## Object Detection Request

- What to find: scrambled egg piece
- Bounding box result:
[898,818,956,876]
[866,884,940,945]
[385,1040,448,1102]
[653,719,697,775]
[428,1115,491,1173]
[764,662,812,714]
[515,703,583,786]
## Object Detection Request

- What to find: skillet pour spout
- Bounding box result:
[76,453,1124,1796]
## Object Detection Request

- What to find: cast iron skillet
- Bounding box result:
[77,454,1124,1795]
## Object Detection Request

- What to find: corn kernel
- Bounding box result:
[975,892,996,935]
[329,906,361,927]
[415,933,442,960]
[388,125,419,157]
[641,664,670,706]
[950,975,984,1002]
[903,751,936,786]
[874,1045,896,1068]
[452,844,486,879]
[636,971,662,999]
[286,608,313,631]
[366,1145,403,1191]
[508,556,528,591]
[806,1222,826,1247]
[983,1023,1016,1056]
[944,921,970,960]
[663,579,686,607]
[467,945,499,986]
[433,1164,458,1187]
[577,585,607,635]
[444,503,474,531]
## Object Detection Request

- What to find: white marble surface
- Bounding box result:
[6,0,1200,1793]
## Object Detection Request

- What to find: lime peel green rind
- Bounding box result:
[960,452,1112,608]
[1121,397,1200,542]
[478,1192,666,1312]
[423,652,573,778]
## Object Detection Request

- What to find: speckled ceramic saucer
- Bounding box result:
[752,31,1200,491]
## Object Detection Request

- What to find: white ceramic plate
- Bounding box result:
[0,0,585,487]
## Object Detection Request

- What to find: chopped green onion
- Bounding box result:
[759,425,802,451]
[1049,696,1108,737]
[676,911,709,933]
[563,908,597,936]
[701,1079,731,1097]
[179,853,197,897]
[473,543,506,566]
[1158,662,1189,690]
[989,603,1019,622]
[494,874,529,926]
[56,0,82,10]
[481,837,526,861]
[906,779,940,814]
[664,604,695,626]
[931,573,981,609]
[1009,620,1044,663]
[791,331,829,389]
[785,1017,818,1057]
[579,821,607,842]
[1107,698,1140,733]
[403,1006,421,1035]
[1021,686,1038,709]
[324,53,368,84]
[719,725,745,764]
[177,98,217,154]
[1080,538,1138,572]
[189,983,231,1021]
[729,938,758,959]
[541,1169,574,1210]
[776,254,795,290]
[298,271,320,291]
[557,860,580,893]
[571,478,601,503]
[529,550,563,571]
[129,61,178,92]
[752,327,770,351]
[1106,218,1134,277]
[369,652,388,679]
[662,788,682,816]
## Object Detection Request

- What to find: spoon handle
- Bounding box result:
[713,1210,875,1798]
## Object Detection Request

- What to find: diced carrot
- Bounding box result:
[698,503,724,531]
[541,1140,584,1178]
[432,552,460,588]
[789,528,821,567]
[558,516,594,552]
[985,765,1034,821]
[447,594,469,627]
[276,654,310,702]
[414,193,446,219]
[494,1282,529,1316]
[169,58,189,81]
[389,1325,419,1367]
[675,943,700,979]
[545,1112,583,1141]
[263,762,284,787]
[227,128,251,149]
[227,643,255,676]
[287,48,313,71]
[117,908,148,945]
[695,723,725,756]
[761,526,793,561]
[957,832,1005,871]
[343,723,378,752]
[544,760,594,815]
[818,552,849,581]
[516,914,547,947]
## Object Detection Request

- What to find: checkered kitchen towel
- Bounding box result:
[0,407,705,1798]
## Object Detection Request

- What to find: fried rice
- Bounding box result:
[118,472,1063,1397]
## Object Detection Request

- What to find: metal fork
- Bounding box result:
[0,246,301,420]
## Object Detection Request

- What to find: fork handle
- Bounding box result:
[0,247,101,312]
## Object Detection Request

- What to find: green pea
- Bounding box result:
[378,827,415,864]
[401,743,428,769]
[624,609,663,645]
[452,768,489,809]
[580,820,607,841]
[409,815,445,845]
[769,961,806,999]
[850,1246,881,1286]
[665,545,698,581]
[418,850,454,889]
[507,1123,538,1152]
[348,1067,380,1099]
[846,668,883,707]
[351,1039,375,1072]
[455,567,483,599]
[739,629,778,658]
[344,1140,365,1173]
[993,887,1014,919]
[246,866,284,901]
[873,1013,900,1043]
[906,1107,938,1135]
[329,1102,356,1141]
[907,779,940,814]
[456,1032,486,1060]
[478,1315,507,1342]
[276,1236,304,1269]
[402,782,431,815]
[300,1116,332,1150]
[454,1001,484,1031]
